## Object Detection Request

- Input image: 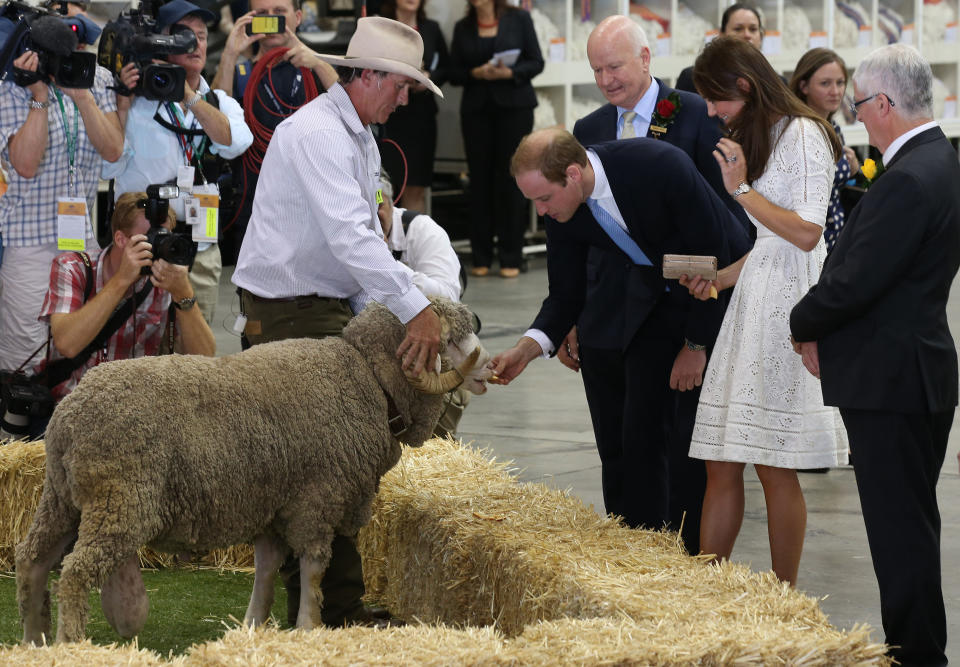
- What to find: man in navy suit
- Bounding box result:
[534,15,750,553]
[791,45,960,667]
[490,129,748,546]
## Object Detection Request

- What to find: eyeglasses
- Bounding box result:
[849,92,895,117]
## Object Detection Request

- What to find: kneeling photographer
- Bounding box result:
[101,0,253,328]
[38,189,215,402]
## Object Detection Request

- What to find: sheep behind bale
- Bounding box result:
[16,297,491,644]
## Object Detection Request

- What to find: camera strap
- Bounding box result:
[42,258,154,389]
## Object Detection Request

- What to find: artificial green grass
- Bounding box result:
[0,568,287,656]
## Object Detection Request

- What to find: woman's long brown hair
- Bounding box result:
[693,36,842,183]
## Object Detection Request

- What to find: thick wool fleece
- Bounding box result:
[16,298,476,642]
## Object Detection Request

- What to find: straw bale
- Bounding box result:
[358,437,889,662]
[0,439,46,570]
[0,638,180,666]
[182,624,508,667]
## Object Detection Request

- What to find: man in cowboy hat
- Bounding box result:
[231,16,444,629]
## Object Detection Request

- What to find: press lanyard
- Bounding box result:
[52,86,79,195]
[165,101,208,168]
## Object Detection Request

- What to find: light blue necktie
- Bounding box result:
[585,198,653,266]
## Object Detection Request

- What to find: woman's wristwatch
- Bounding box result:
[732,182,751,198]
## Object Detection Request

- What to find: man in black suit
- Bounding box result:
[790,45,960,667]
[555,15,750,553]
[490,128,748,543]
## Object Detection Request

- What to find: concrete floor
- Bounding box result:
[214,258,960,660]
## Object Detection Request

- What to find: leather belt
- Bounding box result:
[245,291,348,306]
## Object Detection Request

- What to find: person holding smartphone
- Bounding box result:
[211,0,338,264]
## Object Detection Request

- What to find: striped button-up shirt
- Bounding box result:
[37,248,171,399]
[233,83,429,323]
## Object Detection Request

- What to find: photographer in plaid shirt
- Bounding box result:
[0,47,124,375]
[38,192,215,401]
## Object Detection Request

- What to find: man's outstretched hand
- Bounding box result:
[488,337,544,386]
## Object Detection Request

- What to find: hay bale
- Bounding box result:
[358,437,889,663]
[0,439,46,570]
[178,618,889,666]
[0,638,178,666]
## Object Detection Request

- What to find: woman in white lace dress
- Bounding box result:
[682,37,848,586]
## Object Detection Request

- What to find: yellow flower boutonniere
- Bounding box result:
[860,158,885,188]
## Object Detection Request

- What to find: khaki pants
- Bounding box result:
[239,288,362,626]
[239,291,352,345]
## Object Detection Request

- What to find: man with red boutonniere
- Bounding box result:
[533,14,752,555]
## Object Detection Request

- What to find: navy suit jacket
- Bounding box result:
[791,127,960,413]
[570,80,751,349]
[531,139,742,352]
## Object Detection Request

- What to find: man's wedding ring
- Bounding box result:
[726,155,737,163]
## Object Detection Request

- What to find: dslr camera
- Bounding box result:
[0,0,98,88]
[139,184,194,275]
[0,369,54,441]
[97,0,197,101]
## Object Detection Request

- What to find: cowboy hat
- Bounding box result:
[317,17,443,98]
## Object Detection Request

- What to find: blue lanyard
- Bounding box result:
[52,86,79,195]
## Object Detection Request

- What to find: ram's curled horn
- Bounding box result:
[406,347,482,394]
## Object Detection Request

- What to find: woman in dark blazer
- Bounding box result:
[449,0,543,278]
[378,0,449,213]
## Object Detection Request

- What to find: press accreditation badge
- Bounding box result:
[188,184,219,243]
[56,197,87,251]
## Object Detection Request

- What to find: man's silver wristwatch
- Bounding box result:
[685,339,707,352]
[732,182,751,198]
[173,296,197,311]
[184,91,203,110]
[28,98,49,110]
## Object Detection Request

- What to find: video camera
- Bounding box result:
[0,0,98,88]
[139,183,194,274]
[97,0,197,101]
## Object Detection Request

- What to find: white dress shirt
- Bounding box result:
[101,76,253,251]
[524,149,627,356]
[233,84,429,323]
[387,207,462,303]
[882,120,939,165]
[617,78,659,140]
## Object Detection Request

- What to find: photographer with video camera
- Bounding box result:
[0,0,124,378]
[38,188,215,402]
[102,0,253,326]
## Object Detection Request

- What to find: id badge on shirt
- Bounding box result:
[187,183,219,243]
[56,197,87,251]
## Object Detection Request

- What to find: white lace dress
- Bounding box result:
[689,117,849,469]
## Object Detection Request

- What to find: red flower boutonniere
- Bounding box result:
[650,92,682,139]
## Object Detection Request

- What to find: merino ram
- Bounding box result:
[16,298,491,644]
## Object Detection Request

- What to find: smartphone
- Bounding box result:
[245,15,285,35]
